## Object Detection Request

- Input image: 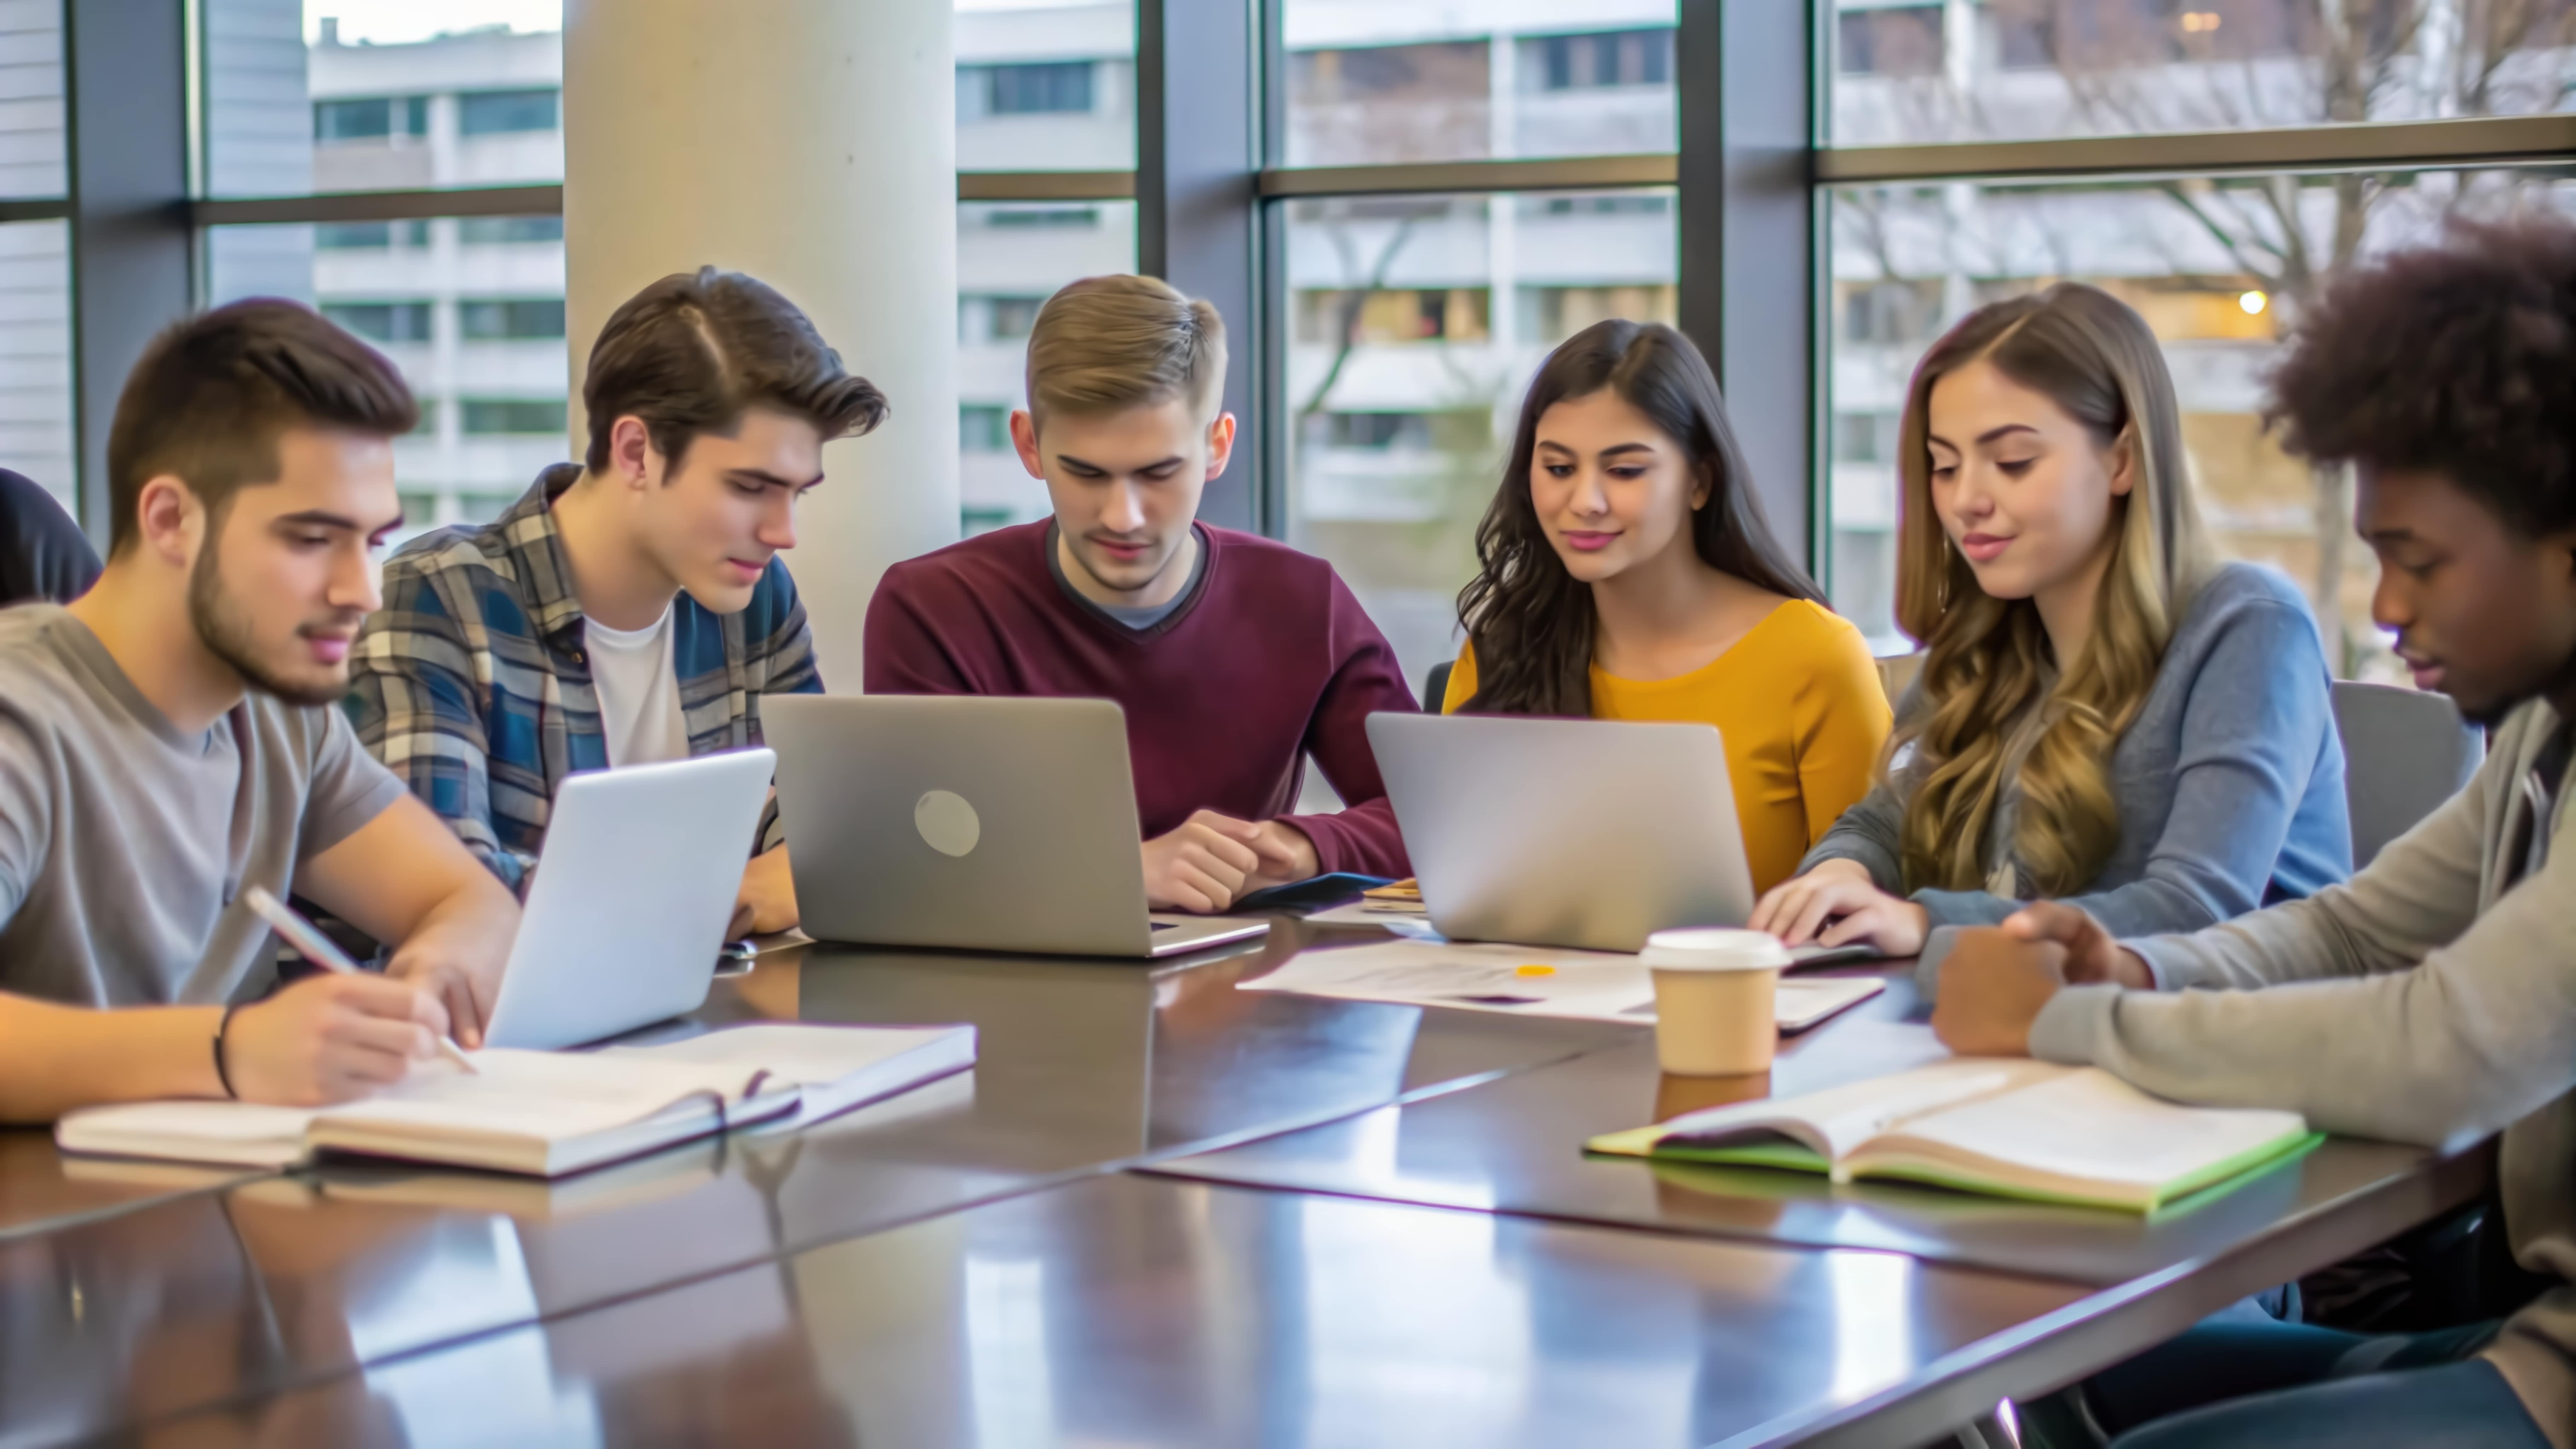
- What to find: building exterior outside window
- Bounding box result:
[109,1,2576,689]
[456,87,558,135]
[1824,3,2576,681]
[977,60,1094,115]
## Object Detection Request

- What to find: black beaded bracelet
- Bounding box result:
[213,1003,243,1100]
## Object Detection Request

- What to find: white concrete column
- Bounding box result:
[563,0,959,688]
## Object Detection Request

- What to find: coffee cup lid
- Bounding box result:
[1640,927,1791,971]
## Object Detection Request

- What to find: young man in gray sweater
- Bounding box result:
[1936,218,2576,1449]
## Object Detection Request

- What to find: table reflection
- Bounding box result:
[131,1174,2086,1449]
[4,926,1628,1441]
[0,1130,252,1242]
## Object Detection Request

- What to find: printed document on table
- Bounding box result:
[1238,939,1882,1028]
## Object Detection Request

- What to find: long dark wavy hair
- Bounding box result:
[1454,320,1824,716]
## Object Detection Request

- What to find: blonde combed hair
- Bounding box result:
[1024,273,1226,426]
[1890,282,2216,897]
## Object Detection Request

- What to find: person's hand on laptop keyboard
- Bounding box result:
[728,847,799,939]
[1748,857,1931,958]
[1144,810,1271,913]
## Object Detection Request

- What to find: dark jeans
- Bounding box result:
[2023,1320,2549,1449]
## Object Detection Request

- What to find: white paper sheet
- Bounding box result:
[1238,939,1884,1028]
[1300,900,1432,929]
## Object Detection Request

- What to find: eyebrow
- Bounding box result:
[1056,452,1183,473]
[729,469,825,490]
[1923,424,2041,451]
[274,509,381,533]
[1534,440,1655,457]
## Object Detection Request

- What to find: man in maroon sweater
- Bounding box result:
[864,275,1414,911]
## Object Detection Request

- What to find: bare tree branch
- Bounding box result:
[1298,209,1426,420]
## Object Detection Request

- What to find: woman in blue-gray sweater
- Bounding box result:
[1750,282,2350,965]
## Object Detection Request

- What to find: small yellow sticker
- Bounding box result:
[1515,964,1556,977]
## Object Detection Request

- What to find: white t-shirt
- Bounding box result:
[585,606,690,768]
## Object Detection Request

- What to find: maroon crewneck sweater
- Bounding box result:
[862,520,1415,877]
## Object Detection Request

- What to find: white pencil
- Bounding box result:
[242,885,480,1075]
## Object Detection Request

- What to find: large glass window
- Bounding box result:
[207,214,571,541]
[0,0,63,199]
[1823,164,2576,685]
[0,219,74,510]
[1828,0,2576,145]
[955,1,1136,170]
[1281,3,1677,166]
[955,200,1139,536]
[204,2,565,196]
[1284,188,1678,695]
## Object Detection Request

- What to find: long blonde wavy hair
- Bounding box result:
[1890,283,2215,896]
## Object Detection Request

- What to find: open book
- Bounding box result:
[1585,1055,2320,1212]
[56,1022,976,1179]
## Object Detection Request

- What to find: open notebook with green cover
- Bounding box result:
[56,1022,977,1179]
[1585,1056,2322,1212]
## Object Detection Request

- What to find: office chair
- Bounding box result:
[0,470,98,607]
[2331,680,2483,869]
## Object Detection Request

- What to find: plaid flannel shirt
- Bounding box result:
[349,465,822,891]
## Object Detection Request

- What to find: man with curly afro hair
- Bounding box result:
[1932,215,2576,1449]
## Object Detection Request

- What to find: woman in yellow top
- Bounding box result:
[1442,319,1891,894]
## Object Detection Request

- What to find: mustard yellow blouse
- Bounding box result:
[1443,600,1893,895]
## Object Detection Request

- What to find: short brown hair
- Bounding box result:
[1024,274,1226,426]
[106,299,419,555]
[583,267,889,474]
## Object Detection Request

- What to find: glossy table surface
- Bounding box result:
[0,1132,252,1244]
[0,929,2492,1448]
[106,1172,2098,1449]
[1148,966,2494,1286]
[0,924,1630,1441]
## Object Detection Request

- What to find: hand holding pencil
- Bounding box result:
[242,886,480,1075]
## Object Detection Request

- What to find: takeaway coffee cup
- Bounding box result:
[1644,928,1790,1076]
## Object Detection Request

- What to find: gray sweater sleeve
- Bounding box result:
[1797,670,1917,889]
[1912,598,2338,935]
[2028,738,2576,1148]
[1797,776,1908,889]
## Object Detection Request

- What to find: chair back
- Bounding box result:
[2331,680,2483,869]
[1422,660,1454,714]
[1874,651,1924,704]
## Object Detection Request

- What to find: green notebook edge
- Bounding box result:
[1583,1124,2327,1213]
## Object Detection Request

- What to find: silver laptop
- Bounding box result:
[761,694,1271,958]
[482,749,780,1049]
[1366,712,1875,962]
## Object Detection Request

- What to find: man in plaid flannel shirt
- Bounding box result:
[351,268,886,935]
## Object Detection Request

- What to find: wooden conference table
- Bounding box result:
[0,920,2492,1448]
